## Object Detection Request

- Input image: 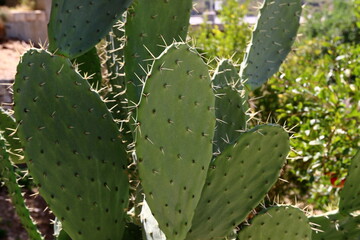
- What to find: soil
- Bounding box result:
[0,188,54,240]
[0,40,54,240]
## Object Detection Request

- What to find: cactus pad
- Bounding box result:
[14,49,129,240]
[339,150,360,214]
[238,206,312,240]
[136,43,215,240]
[212,59,240,88]
[188,125,289,240]
[310,212,360,240]
[212,60,248,154]
[0,135,43,240]
[240,0,302,90]
[48,0,133,58]
[0,108,23,164]
[72,47,102,88]
[124,0,192,103]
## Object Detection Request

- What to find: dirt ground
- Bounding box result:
[0,40,54,240]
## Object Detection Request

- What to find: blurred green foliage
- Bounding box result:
[189,0,251,63]
[191,0,360,210]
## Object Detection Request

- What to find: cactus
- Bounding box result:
[187,124,289,240]
[0,134,43,240]
[1,0,319,240]
[124,0,193,103]
[72,47,102,88]
[238,206,312,240]
[136,43,215,240]
[212,60,249,154]
[48,0,133,58]
[14,49,129,240]
[240,0,302,90]
[0,107,23,164]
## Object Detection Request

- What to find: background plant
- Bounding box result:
[252,1,360,209]
[189,0,251,63]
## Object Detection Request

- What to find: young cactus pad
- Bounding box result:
[187,124,290,240]
[124,0,192,103]
[14,49,129,240]
[48,0,133,58]
[238,206,312,240]
[136,43,215,240]
[0,135,43,240]
[240,0,302,90]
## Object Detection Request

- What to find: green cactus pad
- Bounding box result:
[238,206,312,240]
[187,125,289,240]
[72,47,102,88]
[0,108,24,164]
[0,135,43,240]
[48,0,133,58]
[124,0,192,103]
[212,59,240,88]
[240,0,302,90]
[212,60,249,154]
[310,212,360,240]
[14,49,129,240]
[339,150,360,214]
[140,200,166,240]
[136,43,215,240]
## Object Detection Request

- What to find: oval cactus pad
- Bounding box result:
[48,0,133,58]
[188,125,289,240]
[14,49,129,240]
[238,206,312,240]
[136,43,215,240]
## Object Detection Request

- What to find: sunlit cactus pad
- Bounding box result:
[14,49,129,240]
[188,124,289,240]
[136,43,215,240]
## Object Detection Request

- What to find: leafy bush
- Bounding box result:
[189,0,251,63]
[191,0,360,210]
[301,0,360,43]
[253,39,360,210]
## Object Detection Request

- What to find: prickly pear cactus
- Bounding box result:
[0,134,43,240]
[72,47,102,88]
[339,150,360,214]
[6,0,310,240]
[124,0,192,103]
[187,125,289,240]
[238,206,312,240]
[310,212,360,240]
[136,43,215,240]
[240,0,302,90]
[212,60,249,154]
[0,108,23,164]
[48,0,133,58]
[14,49,129,240]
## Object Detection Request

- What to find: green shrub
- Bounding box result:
[253,39,360,210]
[189,0,251,63]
